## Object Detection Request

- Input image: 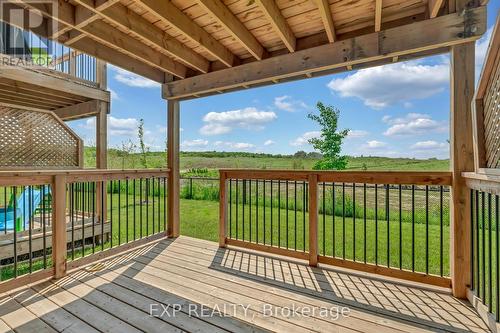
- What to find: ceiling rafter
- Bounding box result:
[72,0,210,73]
[255,0,296,52]
[137,0,236,67]
[197,0,267,59]
[428,0,445,18]
[314,0,336,43]
[375,0,383,32]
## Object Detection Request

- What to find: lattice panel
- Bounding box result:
[0,107,81,168]
[484,55,500,168]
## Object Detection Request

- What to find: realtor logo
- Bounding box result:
[0,0,57,63]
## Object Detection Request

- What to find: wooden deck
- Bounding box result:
[0,236,490,333]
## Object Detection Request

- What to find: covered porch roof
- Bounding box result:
[1,0,487,99]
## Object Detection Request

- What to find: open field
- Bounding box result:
[83,148,450,173]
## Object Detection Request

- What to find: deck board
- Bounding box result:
[0,236,491,333]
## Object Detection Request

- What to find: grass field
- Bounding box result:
[84,148,450,173]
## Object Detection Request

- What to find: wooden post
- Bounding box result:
[52,175,67,279]
[96,59,107,89]
[308,174,318,266]
[69,51,76,77]
[450,41,475,298]
[167,99,180,237]
[219,171,227,247]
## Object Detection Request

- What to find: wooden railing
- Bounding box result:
[0,169,169,292]
[464,171,500,327]
[219,169,453,287]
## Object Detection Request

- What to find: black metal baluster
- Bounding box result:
[110,181,113,248]
[118,180,121,244]
[399,185,402,269]
[270,180,272,245]
[496,195,499,321]
[263,180,266,244]
[294,181,297,251]
[471,189,475,292]
[256,179,259,244]
[412,185,415,271]
[146,179,149,236]
[323,182,326,255]
[13,187,17,278]
[286,180,289,248]
[101,181,105,251]
[42,185,47,268]
[82,182,86,257]
[488,193,492,312]
[440,186,444,276]
[126,179,129,242]
[476,190,480,295]
[133,179,136,241]
[425,185,429,274]
[364,183,367,263]
[353,183,356,261]
[342,182,345,259]
[243,180,246,241]
[152,178,155,235]
[303,181,306,252]
[29,186,33,273]
[482,191,486,303]
[236,179,239,240]
[229,180,232,238]
[386,184,390,267]
[249,180,252,242]
[375,184,378,265]
[278,180,281,247]
[92,182,96,253]
[157,178,161,233]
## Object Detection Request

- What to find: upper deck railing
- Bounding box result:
[0,22,101,86]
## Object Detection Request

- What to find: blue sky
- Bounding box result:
[69,3,500,159]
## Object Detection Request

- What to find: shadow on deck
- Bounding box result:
[0,236,490,333]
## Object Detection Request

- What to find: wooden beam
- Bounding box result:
[0,66,110,101]
[11,0,187,78]
[315,0,336,43]
[163,7,486,99]
[167,99,180,238]
[138,0,235,67]
[70,36,166,83]
[96,102,108,169]
[375,0,383,32]
[73,0,210,73]
[255,0,295,52]
[450,42,475,298]
[197,0,266,59]
[53,100,100,120]
[429,0,445,18]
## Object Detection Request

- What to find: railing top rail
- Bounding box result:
[220,169,452,185]
[463,171,500,195]
[0,168,170,186]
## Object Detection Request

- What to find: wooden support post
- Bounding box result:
[69,51,77,77]
[52,175,67,279]
[96,103,108,240]
[219,171,227,247]
[96,59,107,89]
[167,99,180,238]
[450,42,475,298]
[308,174,318,266]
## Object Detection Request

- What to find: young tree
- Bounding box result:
[307,102,349,170]
[119,139,136,169]
[137,119,149,168]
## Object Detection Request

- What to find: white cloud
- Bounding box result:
[214,141,255,150]
[364,140,387,149]
[476,27,493,80]
[327,61,448,109]
[346,130,369,139]
[410,141,449,158]
[111,66,160,88]
[83,116,139,137]
[410,140,448,150]
[383,113,446,137]
[200,107,276,136]
[264,139,275,146]
[181,139,209,148]
[109,88,119,101]
[290,131,320,147]
[273,95,308,112]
